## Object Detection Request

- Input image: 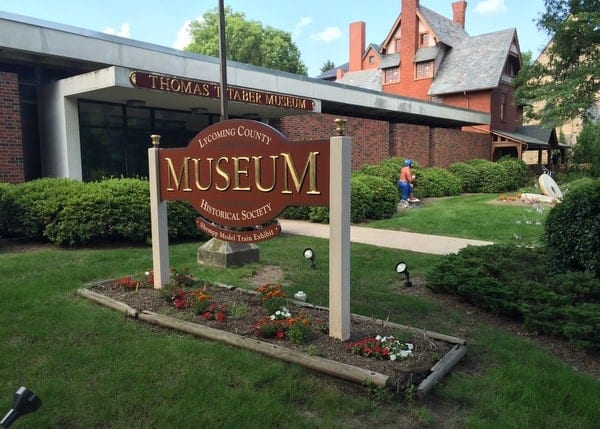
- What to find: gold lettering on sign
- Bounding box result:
[281,152,320,195]
[131,71,315,111]
[163,152,321,195]
[253,156,277,192]
[165,157,192,192]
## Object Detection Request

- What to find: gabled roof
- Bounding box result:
[418,6,469,47]
[414,46,440,62]
[380,53,400,69]
[336,69,381,91]
[317,62,348,79]
[493,125,560,149]
[516,125,560,146]
[428,28,518,96]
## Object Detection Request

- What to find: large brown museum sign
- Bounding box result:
[158,119,329,242]
[130,71,315,111]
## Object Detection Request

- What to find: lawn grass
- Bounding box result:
[366,193,548,246]
[2,233,599,428]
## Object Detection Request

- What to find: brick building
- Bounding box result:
[0,10,491,184]
[317,0,563,167]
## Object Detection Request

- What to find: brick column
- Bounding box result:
[0,72,25,183]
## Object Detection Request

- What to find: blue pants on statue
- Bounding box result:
[398,180,410,201]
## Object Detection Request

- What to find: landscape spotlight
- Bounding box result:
[0,386,42,428]
[395,261,412,287]
[303,247,316,269]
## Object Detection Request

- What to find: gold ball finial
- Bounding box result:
[334,118,347,136]
[150,134,161,147]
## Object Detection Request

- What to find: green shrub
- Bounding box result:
[5,178,85,240]
[45,179,151,245]
[0,182,14,238]
[543,178,600,276]
[279,205,311,220]
[43,178,210,245]
[497,157,529,191]
[351,174,398,219]
[308,174,380,224]
[308,206,329,223]
[448,162,480,193]
[467,159,509,193]
[413,167,462,198]
[166,200,208,241]
[357,157,406,183]
[426,243,600,350]
[572,120,600,178]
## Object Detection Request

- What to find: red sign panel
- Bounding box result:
[159,119,329,230]
[130,71,315,111]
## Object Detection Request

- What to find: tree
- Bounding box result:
[320,60,336,74]
[514,0,599,126]
[572,121,600,177]
[185,7,307,76]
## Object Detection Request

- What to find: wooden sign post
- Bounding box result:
[148,118,352,340]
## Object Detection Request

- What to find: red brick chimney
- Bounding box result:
[452,1,467,29]
[400,0,419,82]
[349,21,365,72]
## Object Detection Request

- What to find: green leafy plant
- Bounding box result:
[256,284,287,315]
[544,178,600,276]
[228,300,250,319]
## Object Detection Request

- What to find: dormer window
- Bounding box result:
[384,67,399,83]
[395,38,401,52]
[419,33,429,47]
[415,61,433,79]
[368,55,375,64]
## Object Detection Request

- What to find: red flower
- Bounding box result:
[276,331,285,339]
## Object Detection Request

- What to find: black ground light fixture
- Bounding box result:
[1,386,42,428]
[303,247,316,269]
[395,261,412,287]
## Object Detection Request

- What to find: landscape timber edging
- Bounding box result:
[78,284,468,398]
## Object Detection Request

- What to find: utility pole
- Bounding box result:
[218,0,228,121]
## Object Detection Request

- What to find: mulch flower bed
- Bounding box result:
[82,277,466,398]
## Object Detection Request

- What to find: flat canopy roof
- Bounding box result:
[0,11,489,128]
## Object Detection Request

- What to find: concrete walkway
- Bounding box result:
[278,219,493,255]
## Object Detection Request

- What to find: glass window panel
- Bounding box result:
[79,101,124,127]
[80,128,126,181]
[126,107,151,129]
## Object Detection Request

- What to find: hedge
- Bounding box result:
[544,178,600,276]
[426,243,600,350]
[1,178,208,246]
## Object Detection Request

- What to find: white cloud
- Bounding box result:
[103,22,131,38]
[293,16,312,37]
[473,0,507,16]
[309,26,341,43]
[172,16,203,50]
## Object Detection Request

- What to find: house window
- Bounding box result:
[368,55,375,64]
[395,38,401,52]
[384,67,399,83]
[419,32,429,47]
[415,61,432,79]
[500,93,506,121]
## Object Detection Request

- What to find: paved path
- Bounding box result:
[278,219,493,255]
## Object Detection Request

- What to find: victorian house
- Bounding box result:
[320,0,559,165]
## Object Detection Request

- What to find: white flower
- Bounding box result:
[390,354,397,361]
[406,343,414,350]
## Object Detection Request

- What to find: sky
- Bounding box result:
[0,0,551,77]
